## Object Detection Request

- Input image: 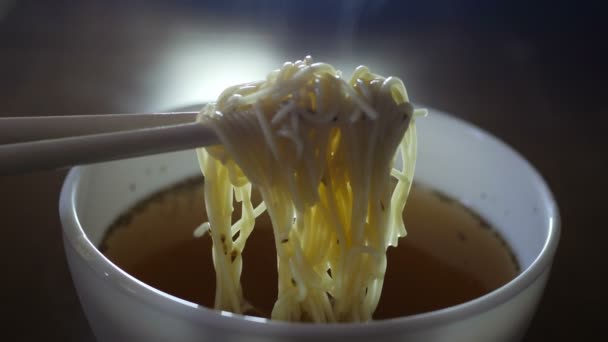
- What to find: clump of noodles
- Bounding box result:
[195,56,425,322]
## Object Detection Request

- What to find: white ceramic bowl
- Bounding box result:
[59,109,560,342]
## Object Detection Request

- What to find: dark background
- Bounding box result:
[1,1,605,340]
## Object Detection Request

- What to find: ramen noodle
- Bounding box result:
[195,56,425,322]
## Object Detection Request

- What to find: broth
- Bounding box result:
[101,177,518,319]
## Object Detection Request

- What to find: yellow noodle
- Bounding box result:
[195,57,423,322]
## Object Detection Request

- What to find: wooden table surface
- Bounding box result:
[1,1,605,340]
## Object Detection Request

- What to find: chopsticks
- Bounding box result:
[0,112,220,175]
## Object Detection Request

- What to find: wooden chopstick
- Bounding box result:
[0,112,199,144]
[0,121,218,175]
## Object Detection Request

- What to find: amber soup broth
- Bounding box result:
[101,177,519,319]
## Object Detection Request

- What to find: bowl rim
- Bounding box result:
[59,109,560,337]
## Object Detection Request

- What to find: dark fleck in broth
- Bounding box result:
[101,177,518,319]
